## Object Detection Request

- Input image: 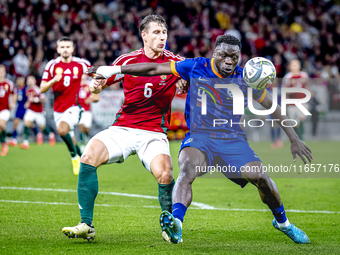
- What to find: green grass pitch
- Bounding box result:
[1,141,339,254]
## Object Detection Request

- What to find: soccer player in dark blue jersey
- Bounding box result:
[90,34,312,244]
[8,77,39,147]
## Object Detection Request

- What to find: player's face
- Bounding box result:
[57,41,74,59]
[142,22,167,53]
[16,77,25,88]
[289,59,301,73]
[26,76,36,87]
[0,66,6,79]
[213,43,240,77]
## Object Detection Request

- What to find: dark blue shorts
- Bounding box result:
[179,132,262,187]
[15,108,26,119]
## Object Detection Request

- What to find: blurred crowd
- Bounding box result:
[0,0,340,103]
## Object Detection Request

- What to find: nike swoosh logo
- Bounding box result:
[198,77,208,81]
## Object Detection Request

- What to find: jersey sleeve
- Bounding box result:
[42,60,54,82]
[170,58,196,81]
[106,54,134,86]
[253,88,267,103]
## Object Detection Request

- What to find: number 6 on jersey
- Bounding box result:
[144,83,153,98]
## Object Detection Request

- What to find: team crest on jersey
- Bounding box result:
[4,84,9,91]
[73,67,79,79]
[161,75,167,80]
[56,67,63,74]
[159,75,167,85]
[84,86,90,92]
[73,67,79,75]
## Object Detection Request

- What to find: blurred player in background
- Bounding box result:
[40,36,91,175]
[78,74,99,153]
[282,59,310,141]
[0,65,16,156]
[8,77,39,147]
[92,35,313,244]
[20,76,55,149]
[62,14,185,241]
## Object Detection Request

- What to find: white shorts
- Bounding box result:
[79,111,93,128]
[91,126,171,172]
[0,109,10,122]
[54,106,81,136]
[24,109,46,127]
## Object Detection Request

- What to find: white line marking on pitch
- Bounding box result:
[0,186,213,209]
[1,186,339,214]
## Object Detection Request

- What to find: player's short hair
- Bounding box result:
[57,36,73,46]
[215,34,241,51]
[139,13,167,34]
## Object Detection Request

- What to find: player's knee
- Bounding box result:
[157,167,173,184]
[249,173,270,189]
[57,126,68,137]
[80,152,96,166]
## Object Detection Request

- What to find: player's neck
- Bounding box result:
[144,47,162,59]
[0,77,5,83]
[60,56,72,63]
[292,71,300,76]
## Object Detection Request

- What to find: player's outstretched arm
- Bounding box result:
[87,62,172,79]
[259,92,313,164]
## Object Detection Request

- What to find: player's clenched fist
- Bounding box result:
[90,77,107,94]
[54,74,63,82]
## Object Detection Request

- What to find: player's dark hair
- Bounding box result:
[215,34,241,50]
[139,13,167,34]
[57,36,73,46]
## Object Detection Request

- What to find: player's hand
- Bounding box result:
[54,74,62,82]
[90,77,107,94]
[290,139,313,164]
[176,79,188,95]
[9,103,15,110]
[24,102,30,109]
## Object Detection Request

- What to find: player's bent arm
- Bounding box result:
[40,80,55,93]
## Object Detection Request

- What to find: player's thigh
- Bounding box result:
[178,147,208,180]
[137,131,172,173]
[0,109,10,124]
[79,111,92,129]
[87,127,133,167]
[54,106,81,131]
[35,112,46,129]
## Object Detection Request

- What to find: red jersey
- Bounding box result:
[26,85,45,113]
[0,79,15,111]
[42,57,91,113]
[282,71,309,99]
[78,81,92,112]
[106,49,184,133]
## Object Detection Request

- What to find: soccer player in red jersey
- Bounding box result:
[20,76,55,149]
[0,65,16,156]
[77,74,99,152]
[40,37,91,175]
[282,59,310,140]
[62,14,185,241]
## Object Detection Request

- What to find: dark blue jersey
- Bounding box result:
[16,85,27,112]
[171,57,267,139]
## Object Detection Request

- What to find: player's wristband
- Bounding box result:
[96,66,121,79]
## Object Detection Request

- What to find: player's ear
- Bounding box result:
[141,31,147,42]
[212,49,217,57]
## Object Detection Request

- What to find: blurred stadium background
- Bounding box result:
[1,0,340,141]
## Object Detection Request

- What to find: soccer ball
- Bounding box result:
[243,57,276,90]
